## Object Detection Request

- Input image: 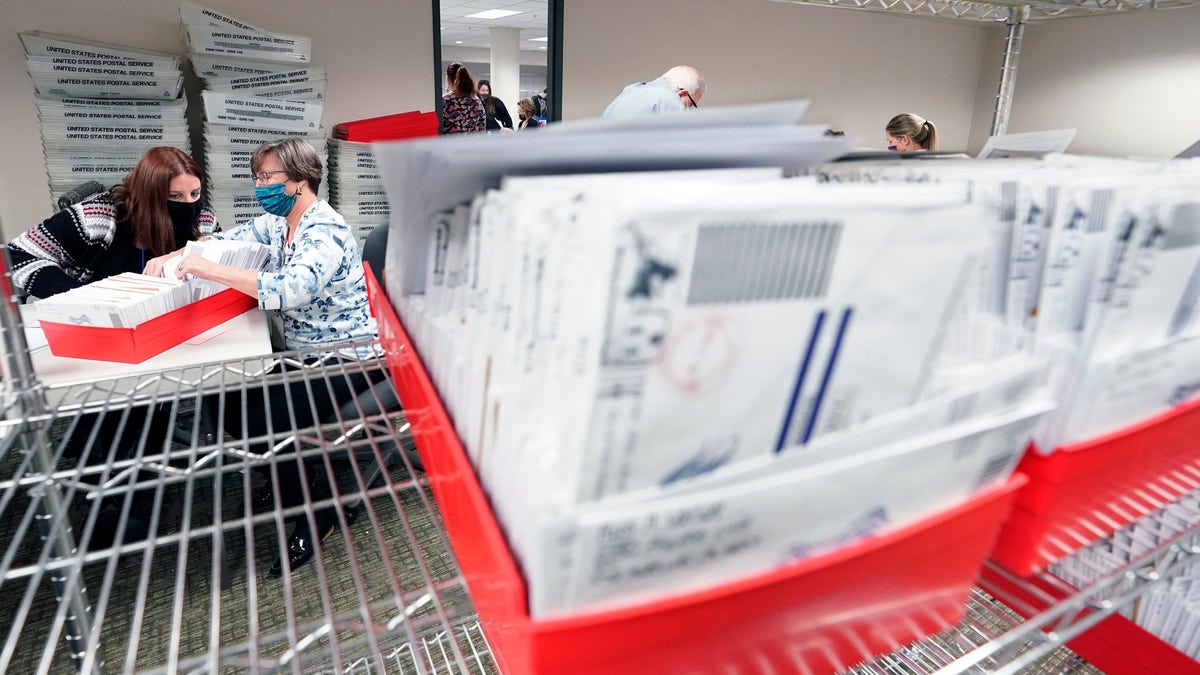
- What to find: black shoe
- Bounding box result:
[267,505,361,576]
[269,527,316,576]
[269,513,338,577]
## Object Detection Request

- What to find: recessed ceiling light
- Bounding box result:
[539,46,546,50]
[465,9,523,19]
[528,36,548,42]
[455,40,463,44]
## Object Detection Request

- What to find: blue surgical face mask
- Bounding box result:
[254,182,296,217]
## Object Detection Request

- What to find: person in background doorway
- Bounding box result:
[516,98,540,131]
[477,79,513,132]
[440,62,486,135]
[602,65,705,119]
[532,87,550,120]
[886,113,939,151]
[7,146,217,299]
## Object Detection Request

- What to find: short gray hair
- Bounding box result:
[251,137,324,193]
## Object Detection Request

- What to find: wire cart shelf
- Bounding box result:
[4,253,1200,674]
[0,252,499,674]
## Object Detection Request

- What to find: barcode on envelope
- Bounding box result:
[973,452,1015,490]
[687,221,842,304]
[1087,189,1113,234]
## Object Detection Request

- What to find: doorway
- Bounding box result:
[433,0,562,126]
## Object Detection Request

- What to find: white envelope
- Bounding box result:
[528,399,1052,617]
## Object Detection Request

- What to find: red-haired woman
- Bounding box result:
[7,146,219,299]
[6,147,220,548]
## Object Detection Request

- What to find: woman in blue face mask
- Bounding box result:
[160,137,381,576]
[8,146,217,299]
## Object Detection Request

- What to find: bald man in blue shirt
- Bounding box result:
[602,65,705,119]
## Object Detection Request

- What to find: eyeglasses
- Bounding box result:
[683,90,699,109]
[253,170,287,183]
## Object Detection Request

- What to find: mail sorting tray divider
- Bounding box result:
[990,396,1200,577]
[0,282,500,672]
[365,265,1036,675]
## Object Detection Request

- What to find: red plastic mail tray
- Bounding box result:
[364,267,1027,675]
[333,110,439,142]
[990,397,1200,576]
[39,288,258,364]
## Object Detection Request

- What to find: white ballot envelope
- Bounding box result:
[35,273,188,327]
[571,193,989,504]
[1059,334,1200,444]
[526,399,1053,617]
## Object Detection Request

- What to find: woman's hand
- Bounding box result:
[174,254,220,281]
[143,250,182,277]
[174,254,261,298]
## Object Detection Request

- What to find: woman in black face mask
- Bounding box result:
[7,146,219,299]
[5,146,219,550]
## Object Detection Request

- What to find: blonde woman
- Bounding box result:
[516,97,540,131]
[886,113,938,151]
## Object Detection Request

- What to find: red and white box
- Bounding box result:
[39,288,258,364]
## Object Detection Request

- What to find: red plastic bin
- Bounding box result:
[39,288,258,364]
[990,398,1200,576]
[365,268,1030,675]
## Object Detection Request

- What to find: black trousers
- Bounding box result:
[216,358,386,516]
[64,404,175,547]
[64,404,174,467]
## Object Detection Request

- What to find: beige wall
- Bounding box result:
[0,0,433,241]
[968,9,1200,157]
[967,25,1006,155]
[3,2,1198,241]
[561,0,993,153]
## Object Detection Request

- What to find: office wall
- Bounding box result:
[0,0,432,241]
[561,0,991,152]
[968,9,1200,157]
[442,45,549,101]
[442,45,547,67]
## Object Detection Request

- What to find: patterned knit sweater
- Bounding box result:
[6,192,219,299]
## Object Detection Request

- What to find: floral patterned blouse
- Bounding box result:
[442,92,486,134]
[213,200,378,358]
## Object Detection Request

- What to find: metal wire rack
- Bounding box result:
[849,483,1200,674]
[0,289,499,675]
[770,0,1200,23]
[6,264,1200,674]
